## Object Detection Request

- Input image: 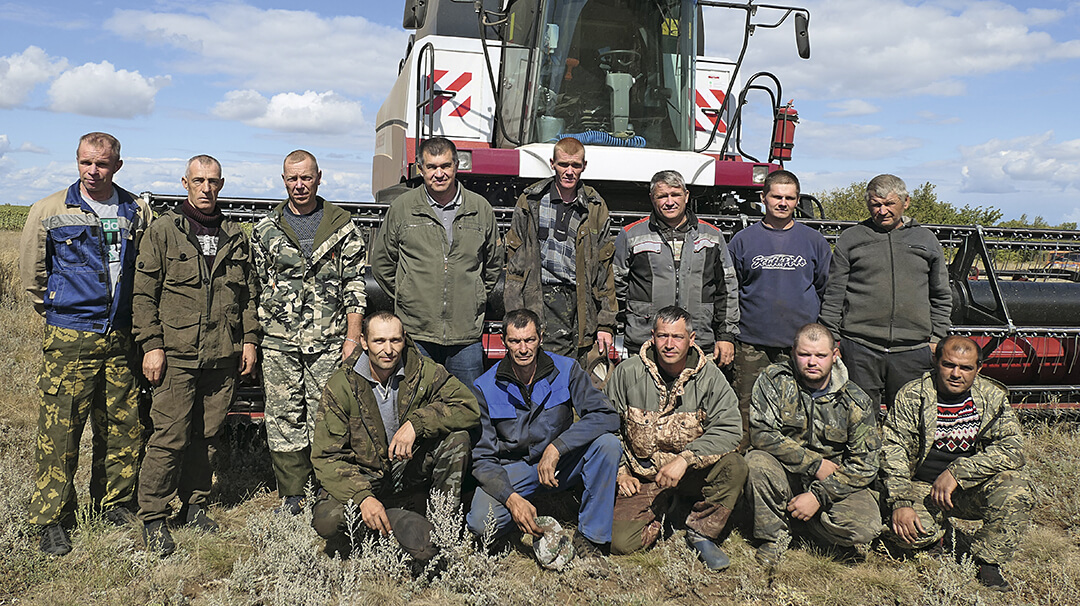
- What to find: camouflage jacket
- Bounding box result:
[605,340,741,481]
[882,372,1024,510]
[311,339,480,506]
[132,209,259,368]
[750,359,880,508]
[504,178,617,347]
[250,198,366,352]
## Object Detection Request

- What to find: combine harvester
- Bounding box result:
[145,0,1080,417]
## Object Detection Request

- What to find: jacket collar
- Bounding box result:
[648,207,697,234]
[495,348,556,391]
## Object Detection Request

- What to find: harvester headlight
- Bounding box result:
[752,165,769,184]
[457,150,473,171]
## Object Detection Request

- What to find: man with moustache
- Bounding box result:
[370,137,503,387]
[882,335,1032,591]
[20,132,153,555]
[132,155,259,555]
[746,323,881,568]
[311,311,479,560]
[613,170,739,362]
[251,150,367,515]
[504,137,617,360]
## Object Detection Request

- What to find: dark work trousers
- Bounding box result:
[839,339,933,422]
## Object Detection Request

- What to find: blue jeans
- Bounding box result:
[414,340,485,388]
[466,433,621,544]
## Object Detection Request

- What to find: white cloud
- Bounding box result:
[726,0,1080,100]
[912,111,961,126]
[796,119,922,160]
[17,141,47,154]
[106,5,408,99]
[825,99,878,117]
[47,61,170,118]
[212,90,366,134]
[959,132,1080,195]
[0,135,10,155]
[0,46,68,108]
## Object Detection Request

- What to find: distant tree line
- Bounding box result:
[812,181,1077,230]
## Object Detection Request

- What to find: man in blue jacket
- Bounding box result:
[467,309,621,562]
[20,132,153,555]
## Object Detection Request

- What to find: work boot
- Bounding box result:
[179,504,219,532]
[143,520,176,556]
[686,530,730,571]
[755,540,783,569]
[103,506,138,527]
[40,524,72,556]
[977,561,1012,592]
[274,495,304,516]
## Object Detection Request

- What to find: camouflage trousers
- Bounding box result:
[262,346,340,496]
[746,449,881,547]
[611,451,747,555]
[883,471,1032,564]
[30,325,144,527]
[311,430,471,540]
[138,364,235,523]
[734,342,789,452]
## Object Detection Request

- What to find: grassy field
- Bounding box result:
[2,228,1080,605]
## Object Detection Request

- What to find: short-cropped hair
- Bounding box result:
[793,323,836,350]
[649,170,687,197]
[503,308,541,336]
[935,335,983,365]
[653,305,694,334]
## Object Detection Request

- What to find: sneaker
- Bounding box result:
[179,504,219,532]
[755,540,783,569]
[103,506,138,527]
[686,530,730,571]
[274,495,304,516]
[40,524,72,556]
[143,520,176,556]
[977,561,1012,592]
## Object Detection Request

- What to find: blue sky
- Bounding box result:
[2,0,1080,224]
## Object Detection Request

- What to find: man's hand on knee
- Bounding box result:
[786,492,821,521]
[655,456,688,489]
[360,496,392,536]
[891,506,926,545]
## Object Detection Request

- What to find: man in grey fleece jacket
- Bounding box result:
[818,174,952,421]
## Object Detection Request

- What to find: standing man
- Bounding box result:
[614,170,739,362]
[746,323,881,568]
[251,150,367,515]
[311,311,479,560]
[132,155,259,555]
[20,132,153,555]
[882,335,1031,591]
[729,170,831,448]
[606,306,746,570]
[466,309,621,563]
[818,174,952,420]
[370,137,503,388]
[504,137,616,360]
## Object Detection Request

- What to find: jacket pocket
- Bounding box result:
[164,251,201,287]
[162,312,201,354]
[624,407,659,460]
[48,225,93,268]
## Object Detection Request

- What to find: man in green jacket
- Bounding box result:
[882,335,1031,591]
[311,311,479,558]
[369,137,503,387]
[504,137,616,360]
[605,306,746,570]
[747,323,881,568]
[251,150,367,515]
[133,155,259,555]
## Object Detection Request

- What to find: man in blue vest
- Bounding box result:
[467,308,621,563]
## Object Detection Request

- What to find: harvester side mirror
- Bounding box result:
[794,12,810,59]
[403,0,428,29]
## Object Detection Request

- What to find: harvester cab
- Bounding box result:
[375,0,812,215]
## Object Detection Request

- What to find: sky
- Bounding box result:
[2,0,1080,224]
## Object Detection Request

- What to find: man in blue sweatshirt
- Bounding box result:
[729,170,831,449]
[467,308,621,562]
[818,174,952,420]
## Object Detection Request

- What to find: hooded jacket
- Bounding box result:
[311,338,481,506]
[749,358,880,508]
[605,340,742,481]
[881,372,1023,511]
[818,217,951,351]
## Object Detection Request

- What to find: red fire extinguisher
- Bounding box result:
[770,101,798,164]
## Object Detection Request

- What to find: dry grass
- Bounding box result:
[2,228,1080,605]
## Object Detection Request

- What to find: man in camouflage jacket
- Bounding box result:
[605,306,746,570]
[882,335,1031,591]
[311,312,479,558]
[747,323,881,567]
[251,150,367,513]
